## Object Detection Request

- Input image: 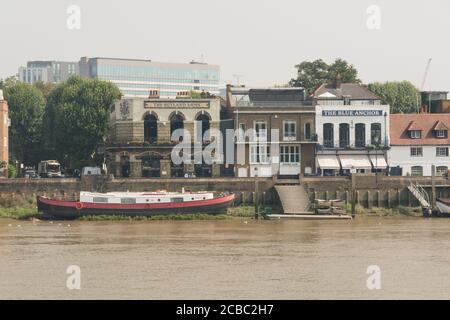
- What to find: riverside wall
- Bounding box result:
[1,174,450,208]
[0,176,277,206]
[302,174,450,208]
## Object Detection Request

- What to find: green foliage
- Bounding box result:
[33,81,55,100]
[368,81,420,114]
[3,81,46,165]
[7,164,16,178]
[44,76,121,168]
[289,58,360,94]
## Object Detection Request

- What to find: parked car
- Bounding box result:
[23,169,39,179]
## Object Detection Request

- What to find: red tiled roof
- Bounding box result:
[390,114,450,145]
[406,121,422,131]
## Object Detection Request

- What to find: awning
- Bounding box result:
[339,155,372,170]
[370,154,388,169]
[317,155,340,170]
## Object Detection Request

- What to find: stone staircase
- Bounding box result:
[275,184,311,214]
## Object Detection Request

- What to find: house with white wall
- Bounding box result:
[313,83,390,175]
[388,113,450,176]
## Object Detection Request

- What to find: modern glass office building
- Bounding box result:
[18,61,78,84]
[79,57,220,98]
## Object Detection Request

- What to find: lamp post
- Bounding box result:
[374,135,380,185]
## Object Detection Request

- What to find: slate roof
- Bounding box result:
[313,83,380,100]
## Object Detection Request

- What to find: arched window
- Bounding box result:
[323,123,334,148]
[170,114,184,142]
[339,123,350,148]
[144,113,158,143]
[411,166,423,176]
[355,123,365,148]
[196,114,210,142]
[371,123,382,145]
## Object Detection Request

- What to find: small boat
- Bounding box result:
[331,206,346,215]
[432,198,450,217]
[331,200,345,208]
[315,199,331,208]
[37,190,235,220]
[316,207,331,214]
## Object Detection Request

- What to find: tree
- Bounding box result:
[289,58,361,94]
[368,81,420,114]
[33,81,55,100]
[44,76,121,168]
[3,80,46,165]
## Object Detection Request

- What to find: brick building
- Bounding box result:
[228,85,316,178]
[105,95,222,178]
[0,90,9,178]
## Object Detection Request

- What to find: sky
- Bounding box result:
[0,0,449,92]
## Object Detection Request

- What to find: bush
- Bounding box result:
[7,164,16,178]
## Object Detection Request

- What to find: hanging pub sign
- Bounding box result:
[322,110,384,116]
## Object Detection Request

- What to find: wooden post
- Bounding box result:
[431,165,436,209]
[387,190,391,208]
[377,190,381,208]
[351,176,356,218]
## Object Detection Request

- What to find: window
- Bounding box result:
[411,166,423,176]
[254,121,267,141]
[435,130,447,138]
[355,123,366,148]
[121,198,136,204]
[250,145,270,164]
[283,120,296,141]
[410,147,423,157]
[144,113,158,143]
[339,123,350,148]
[410,130,421,139]
[436,166,448,176]
[371,123,382,145]
[323,123,334,148]
[280,146,300,164]
[304,123,311,140]
[93,197,108,203]
[436,147,449,157]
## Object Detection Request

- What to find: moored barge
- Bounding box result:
[37,190,235,219]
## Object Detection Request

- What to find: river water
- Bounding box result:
[0,217,449,299]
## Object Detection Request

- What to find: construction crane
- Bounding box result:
[418,58,432,113]
[421,58,432,91]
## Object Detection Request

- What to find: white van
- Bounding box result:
[82,167,102,176]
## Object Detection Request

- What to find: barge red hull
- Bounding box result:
[37,194,235,219]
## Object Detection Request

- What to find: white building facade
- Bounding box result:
[315,105,390,175]
[388,114,450,176]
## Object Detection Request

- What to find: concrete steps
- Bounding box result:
[275,184,311,214]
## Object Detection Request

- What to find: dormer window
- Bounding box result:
[410,130,421,139]
[435,130,447,138]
